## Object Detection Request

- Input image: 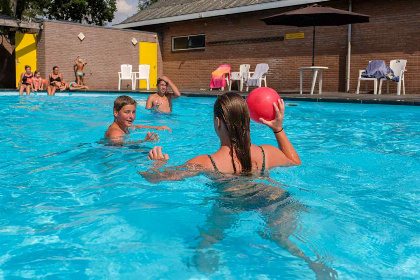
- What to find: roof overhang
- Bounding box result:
[0,18,42,30]
[114,0,330,28]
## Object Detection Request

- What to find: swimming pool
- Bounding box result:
[0,93,419,279]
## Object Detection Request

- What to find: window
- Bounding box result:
[172,34,205,51]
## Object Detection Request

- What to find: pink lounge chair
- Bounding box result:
[210,64,231,90]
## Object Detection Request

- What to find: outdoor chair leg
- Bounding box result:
[373,79,377,95]
[402,79,406,95]
[118,79,121,91]
[356,79,360,94]
[229,80,232,91]
[240,80,243,91]
[397,81,401,95]
[378,79,383,95]
[147,80,150,91]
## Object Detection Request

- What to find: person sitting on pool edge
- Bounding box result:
[106,95,172,145]
[145,76,181,113]
[145,92,300,176]
[48,66,67,96]
[18,65,33,95]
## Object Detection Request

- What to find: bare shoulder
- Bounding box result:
[186,155,213,169]
[260,144,296,167]
[105,127,124,139]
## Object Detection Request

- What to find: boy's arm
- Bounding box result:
[145,94,154,109]
[162,76,181,98]
[133,124,172,132]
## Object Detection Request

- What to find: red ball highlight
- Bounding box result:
[246,87,280,123]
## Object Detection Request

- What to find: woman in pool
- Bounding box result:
[18,65,33,95]
[144,92,336,279]
[147,91,301,172]
[48,66,67,96]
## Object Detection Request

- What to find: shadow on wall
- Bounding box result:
[0,34,15,88]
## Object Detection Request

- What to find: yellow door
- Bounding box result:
[139,42,157,89]
[15,33,37,88]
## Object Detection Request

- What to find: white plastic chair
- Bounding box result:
[133,64,150,90]
[229,64,250,91]
[356,61,378,94]
[118,64,134,90]
[378,60,407,95]
[246,63,268,91]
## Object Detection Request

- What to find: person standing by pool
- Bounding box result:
[146,92,301,171]
[145,76,181,113]
[106,95,172,145]
[47,66,67,96]
[74,56,88,85]
[18,65,33,95]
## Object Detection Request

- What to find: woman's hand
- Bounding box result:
[144,131,159,142]
[148,146,169,160]
[259,98,284,132]
[156,126,172,133]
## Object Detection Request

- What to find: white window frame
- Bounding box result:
[171,34,206,51]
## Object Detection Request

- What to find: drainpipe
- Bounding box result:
[346,0,352,92]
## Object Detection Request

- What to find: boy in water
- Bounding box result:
[74,56,87,85]
[106,95,172,144]
[145,76,181,113]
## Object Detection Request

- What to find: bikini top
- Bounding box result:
[22,74,33,84]
[207,146,266,175]
[50,75,61,83]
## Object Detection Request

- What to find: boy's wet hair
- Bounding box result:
[157,78,168,86]
[114,95,137,112]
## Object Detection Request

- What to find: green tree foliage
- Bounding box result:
[1,0,117,26]
[138,0,158,11]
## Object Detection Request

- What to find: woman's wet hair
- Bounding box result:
[53,66,58,71]
[25,65,31,70]
[114,95,137,112]
[214,92,252,174]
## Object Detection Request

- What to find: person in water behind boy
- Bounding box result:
[105,95,172,145]
[145,76,181,113]
[74,56,87,85]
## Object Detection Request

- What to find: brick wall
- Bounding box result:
[0,34,15,88]
[37,21,162,90]
[134,0,420,94]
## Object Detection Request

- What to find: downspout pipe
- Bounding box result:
[346,0,352,92]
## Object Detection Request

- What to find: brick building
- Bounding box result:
[0,20,162,90]
[115,0,420,94]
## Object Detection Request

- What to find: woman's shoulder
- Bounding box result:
[186,154,213,169]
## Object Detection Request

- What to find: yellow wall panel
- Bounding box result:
[139,42,157,89]
[15,33,37,88]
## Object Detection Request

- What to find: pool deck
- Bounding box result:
[1,89,419,105]
[180,90,420,106]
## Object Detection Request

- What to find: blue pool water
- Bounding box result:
[0,92,419,279]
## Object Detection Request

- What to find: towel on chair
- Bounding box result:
[210,64,231,89]
[361,60,393,79]
[247,63,269,87]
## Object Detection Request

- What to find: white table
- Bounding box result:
[299,66,329,95]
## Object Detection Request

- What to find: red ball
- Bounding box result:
[246,87,280,123]
[26,78,33,84]
[42,79,48,84]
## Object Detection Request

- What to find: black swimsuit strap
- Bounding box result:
[207,155,219,173]
[259,146,266,174]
